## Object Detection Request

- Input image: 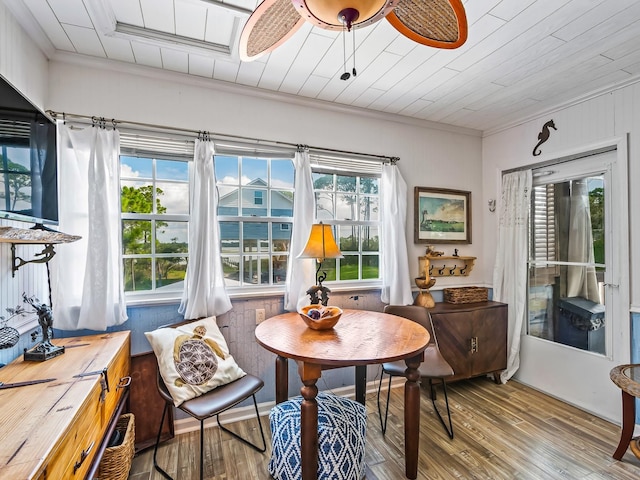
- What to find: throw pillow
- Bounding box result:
[145,317,246,406]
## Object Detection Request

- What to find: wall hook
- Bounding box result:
[438,266,446,275]
[450,265,457,275]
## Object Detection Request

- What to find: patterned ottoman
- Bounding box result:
[269,392,367,480]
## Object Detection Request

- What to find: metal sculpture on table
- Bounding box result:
[22,294,65,361]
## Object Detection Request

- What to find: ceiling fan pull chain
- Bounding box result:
[340,20,350,80]
[352,28,357,77]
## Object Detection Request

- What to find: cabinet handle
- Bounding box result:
[117,376,132,390]
[470,337,478,354]
[73,440,94,474]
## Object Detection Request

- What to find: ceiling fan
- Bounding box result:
[239,0,468,63]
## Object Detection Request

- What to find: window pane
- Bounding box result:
[156,221,188,253]
[362,255,379,279]
[272,159,294,189]
[271,223,291,251]
[121,182,154,213]
[122,220,152,254]
[243,158,268,185]
[156,159,188,181]
[218,186,239,215]
[359,177,378,194]
[315,192,334,220]
[362,226,379,252]
[243,256,269,284]
[123,257,152,291]
[313,173,333,190]
[338,226,359,252]
[320,258,336,281]
[222,255,240,285]
[271,190,293,217]
[121,156,152,178]
[336,175,356,192]
[336,194,357,220]
[360,196,378,221]
[215,156,239,184]
[273,256,288,284]
[155,257,187,290]
[243,222,268,252]
[242,188,267,216]
[220,221,240,253]
[155,182,189,214]
[340,255,359,280]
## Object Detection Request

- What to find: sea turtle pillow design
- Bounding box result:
[146,317,246,406]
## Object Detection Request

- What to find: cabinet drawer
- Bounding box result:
[40,382,104,479]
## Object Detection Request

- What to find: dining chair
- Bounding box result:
[377,305,455,439]
[153,370,267,480]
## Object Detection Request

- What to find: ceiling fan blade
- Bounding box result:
[239,0,305,61]
[386,0,467,49]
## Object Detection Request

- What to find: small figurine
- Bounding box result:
[425,245,444,257]
[453,248,459,257]
[22,293,65,361]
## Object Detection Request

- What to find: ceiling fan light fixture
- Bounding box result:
[292,0,396,30]
[239,0,467,69]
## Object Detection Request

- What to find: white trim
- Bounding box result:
[51,53,482,138]
[484,76,640,137]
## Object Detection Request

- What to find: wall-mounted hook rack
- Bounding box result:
[420,255,476,277]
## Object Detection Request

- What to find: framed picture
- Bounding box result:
[414,187,471,244]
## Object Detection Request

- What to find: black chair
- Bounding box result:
[153,371,267,480]
[377,305,455,439]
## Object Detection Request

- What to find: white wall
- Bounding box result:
[0,2,48,110]
[482,82,640,422]
[46,59,485,288]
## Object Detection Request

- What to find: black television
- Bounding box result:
[0,76,58,225]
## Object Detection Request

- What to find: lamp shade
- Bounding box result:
[298,223,343,261]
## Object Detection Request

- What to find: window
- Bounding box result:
[120,155,190,294]
[118,136,383,299]
[311,169,380,282]
[216,155,294,287]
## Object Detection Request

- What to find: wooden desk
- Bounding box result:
[610,364,640,460]
[255,309,429,480]
[0,331,131,479]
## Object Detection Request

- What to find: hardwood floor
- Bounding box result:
[128,377,640,479]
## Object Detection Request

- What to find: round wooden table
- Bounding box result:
[255,309,430,480]
[610,364,640,460]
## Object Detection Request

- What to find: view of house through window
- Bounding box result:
[120,145,382,297]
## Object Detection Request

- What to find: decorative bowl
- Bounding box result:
[299,305,343,330]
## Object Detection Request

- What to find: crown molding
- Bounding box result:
[3,0,56,58]
[483,74,640,137]
[50,52,483,138]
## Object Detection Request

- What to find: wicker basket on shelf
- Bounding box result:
[97,413,135,480]
[443,287,488,304]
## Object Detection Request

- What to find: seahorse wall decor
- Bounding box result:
[532,119,557,156]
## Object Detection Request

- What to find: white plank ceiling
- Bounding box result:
[4,0,640,133]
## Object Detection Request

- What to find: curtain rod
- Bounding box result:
[46,110,399,164]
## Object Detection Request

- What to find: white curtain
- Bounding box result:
[179,139,232,319]
[380,163,413,305]
[567,179,599,302]
[51,122,127,330]
[492,170,532,383]
[284,149,316,312]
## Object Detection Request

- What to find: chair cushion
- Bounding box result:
[269,392,366,480]
[382,345,454,378]
[145,317,245,406]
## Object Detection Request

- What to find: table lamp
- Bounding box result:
[298,222,343,305]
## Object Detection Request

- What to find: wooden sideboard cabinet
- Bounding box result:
[429,301,507,383]
[0,331,131,479]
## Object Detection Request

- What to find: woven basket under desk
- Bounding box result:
[97,413,135,480]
